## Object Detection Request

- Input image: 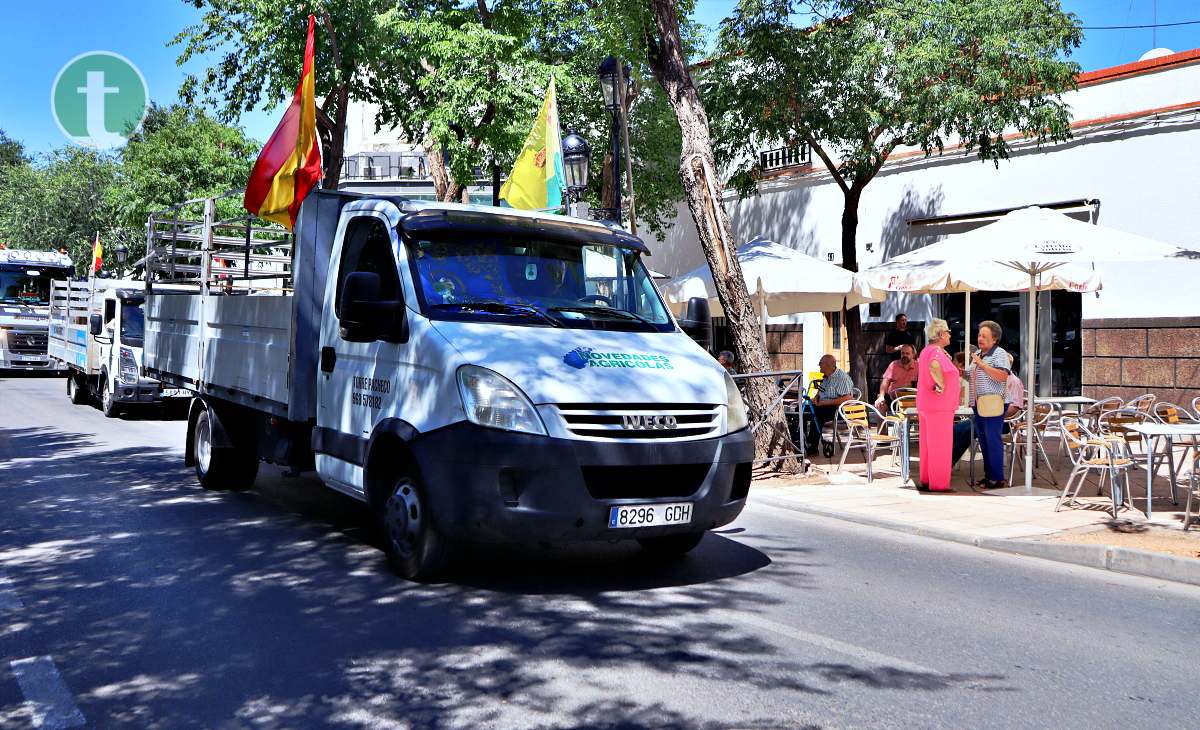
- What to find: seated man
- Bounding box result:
[807,354,855,454]
[874,344,917,409]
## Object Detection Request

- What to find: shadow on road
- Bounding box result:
[0,425,1012,728]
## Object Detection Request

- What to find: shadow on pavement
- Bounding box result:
[0,425,1011,728]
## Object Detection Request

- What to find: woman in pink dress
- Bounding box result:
[916,318,960,493]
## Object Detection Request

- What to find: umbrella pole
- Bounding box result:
[964,292,972,356]
[1025,268,1036,494]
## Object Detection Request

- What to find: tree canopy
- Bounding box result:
[0,130,27,168]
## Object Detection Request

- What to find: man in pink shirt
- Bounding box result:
[875,344,918,409]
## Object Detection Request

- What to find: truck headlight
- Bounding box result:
[119,346,139,384]
[457,365,547,436]
[725,371,749,433]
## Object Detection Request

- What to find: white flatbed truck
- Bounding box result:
[142,190,752,579]
[0,249,74,373]
[47,278,187,416]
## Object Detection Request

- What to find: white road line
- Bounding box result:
[0,576,23,611]
[10,657,86,729]
[714,610,943,677]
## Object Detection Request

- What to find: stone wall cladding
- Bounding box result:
[1082,318,1200,406]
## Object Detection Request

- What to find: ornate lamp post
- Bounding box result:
[114,242,128,279]
[597,55,630,225]
[561,130,591,217]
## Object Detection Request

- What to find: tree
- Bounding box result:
[107,104,259,264]
[0,130,27,168]
[173,0,385,190]
[591,0,799,468]
[0,148,118,273]
[708,0,1082,388]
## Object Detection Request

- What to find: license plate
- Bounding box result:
[608,502,693,529]
[161,389,189,398]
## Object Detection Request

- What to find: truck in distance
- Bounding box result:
[142,191,753,580]
[48,278,188,416]
[0,249,74,373]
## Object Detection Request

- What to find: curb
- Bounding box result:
[754,495,1200,588]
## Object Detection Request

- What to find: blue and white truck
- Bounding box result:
[142,191,752,579]
[0,249,73,373]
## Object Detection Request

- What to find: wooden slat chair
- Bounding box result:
[1005,404,1059,486]
[1083,396,1123,430]
[1191,395,1200,422]
[835,400,901,482]
[1125,393,1157,415]
[1056,417,1134,517]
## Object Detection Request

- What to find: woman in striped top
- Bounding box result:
[969,320,1011,489]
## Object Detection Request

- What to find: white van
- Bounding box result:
[143,191,753,579]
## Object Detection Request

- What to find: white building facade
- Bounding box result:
[648,48,1200,403]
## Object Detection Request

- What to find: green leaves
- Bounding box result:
[707,0,1083,194]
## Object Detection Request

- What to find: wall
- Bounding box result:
[1082,317,1200,405]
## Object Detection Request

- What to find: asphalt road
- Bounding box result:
[1,374,1198,729]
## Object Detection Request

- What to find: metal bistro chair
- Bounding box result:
[1184,453,1200,531]
[1097,408,1180,506]
[1006,404,1059,487]
[1083,396,1123,430]
[835,400,902,483]
[1124,393,1158,415]
[1191,395,1200,422]
[1056,417,1134,517]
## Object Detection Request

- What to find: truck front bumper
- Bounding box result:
[112,379,167,404]
[0,355,63,372]
[410,422,755,545]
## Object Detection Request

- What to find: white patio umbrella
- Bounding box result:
[662,238,884,328]
[865,206,1200,493]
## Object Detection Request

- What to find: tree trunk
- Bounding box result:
[320,84,349,190]
[645,0,799,471]
[841,185,868,393]
[425,140,463,202]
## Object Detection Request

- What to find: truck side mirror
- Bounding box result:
[89,313,104,337]
[338,272,384,342]
[679,297,713,352]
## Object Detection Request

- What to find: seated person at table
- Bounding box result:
[874,344,917,409]
[807,354,854,454]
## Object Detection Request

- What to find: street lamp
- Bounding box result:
[114,242,128,278]
[561,131,591,217]
[597,55,631,226]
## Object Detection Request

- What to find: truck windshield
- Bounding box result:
[121,301,145,345]
[408,238,674,332]
[0,266,70,305]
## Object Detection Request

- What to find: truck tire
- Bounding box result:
[378,475,451,581]
[67,374,88,405]
[193,408,259,491]
[99,376,121,418]
[637,531,706,558]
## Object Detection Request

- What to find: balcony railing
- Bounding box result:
[759,145,810,172]
[340,154,429,181]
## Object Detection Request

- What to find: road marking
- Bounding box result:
[716,610,943,676]
[10,657,86,729]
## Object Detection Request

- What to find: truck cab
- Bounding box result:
[312,199,753,574]
[0,250,73,372]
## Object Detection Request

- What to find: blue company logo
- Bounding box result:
[563,346,592,369]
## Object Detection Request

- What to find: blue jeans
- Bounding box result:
[974,409,1006,482]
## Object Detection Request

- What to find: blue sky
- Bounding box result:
[3,1,1199,154]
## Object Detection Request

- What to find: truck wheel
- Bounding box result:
[100,377,121,418]
[637,531,705,558]
[193,408,259,491]
[67,375,88,405]
[378,476,451,581]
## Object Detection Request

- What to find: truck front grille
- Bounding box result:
[6,330,47,355]
[582,464,712,499]
[555,403,721,441]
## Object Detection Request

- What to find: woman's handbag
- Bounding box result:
[976,393,1005,418]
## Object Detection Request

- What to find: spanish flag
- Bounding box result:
[499,77,565,211]
[91,232,103,274]
[243,14,322,230]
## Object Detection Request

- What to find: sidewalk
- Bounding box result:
[752,454,1200,587]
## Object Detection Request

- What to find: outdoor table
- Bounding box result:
[1034,395,1096,414]
[1125,422,1200,521]
[900,406,975,487]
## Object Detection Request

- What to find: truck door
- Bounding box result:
[314,211,410,498]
